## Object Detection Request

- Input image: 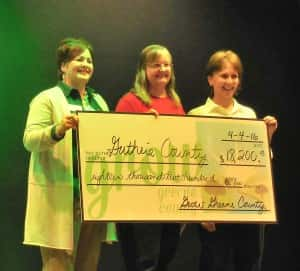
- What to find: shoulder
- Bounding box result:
[118,92,140,102]
[235,101,257,118]
[188,105,207,115]
[30,85,62,104]
[115,91,145,112]
[188,98,211,115]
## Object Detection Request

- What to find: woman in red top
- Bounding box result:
[116,44,185,271]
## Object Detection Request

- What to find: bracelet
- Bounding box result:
[51,125,65,141]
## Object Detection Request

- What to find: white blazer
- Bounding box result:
[23,85,110,250]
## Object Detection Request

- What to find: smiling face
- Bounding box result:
[61,49,94,88]
[205,50,243,106]
[208,60,240,105]
[145,50,172,90]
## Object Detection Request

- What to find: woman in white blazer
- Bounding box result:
[23,37,116,271]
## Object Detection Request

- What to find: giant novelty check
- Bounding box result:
[77,112,277,223]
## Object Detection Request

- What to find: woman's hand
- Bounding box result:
[146,108,159,118]
[201,222,216,232]
[263,115,278,141]
[55,114,79,138]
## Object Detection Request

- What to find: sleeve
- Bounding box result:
[23,92,59,152]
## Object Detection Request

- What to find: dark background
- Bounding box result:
[0,1,299,270]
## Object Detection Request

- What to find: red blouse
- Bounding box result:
[115,92,185,115]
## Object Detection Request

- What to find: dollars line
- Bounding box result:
[85,160,208,166]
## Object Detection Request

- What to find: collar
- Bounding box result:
[206,97,242,115]
[57,81,95,98]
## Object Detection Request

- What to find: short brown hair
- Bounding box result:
[56,37,93,79]
[206,50,243,96]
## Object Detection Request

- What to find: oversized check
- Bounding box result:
[77,112,277,223]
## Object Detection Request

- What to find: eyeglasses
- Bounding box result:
[147,63,173,69]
